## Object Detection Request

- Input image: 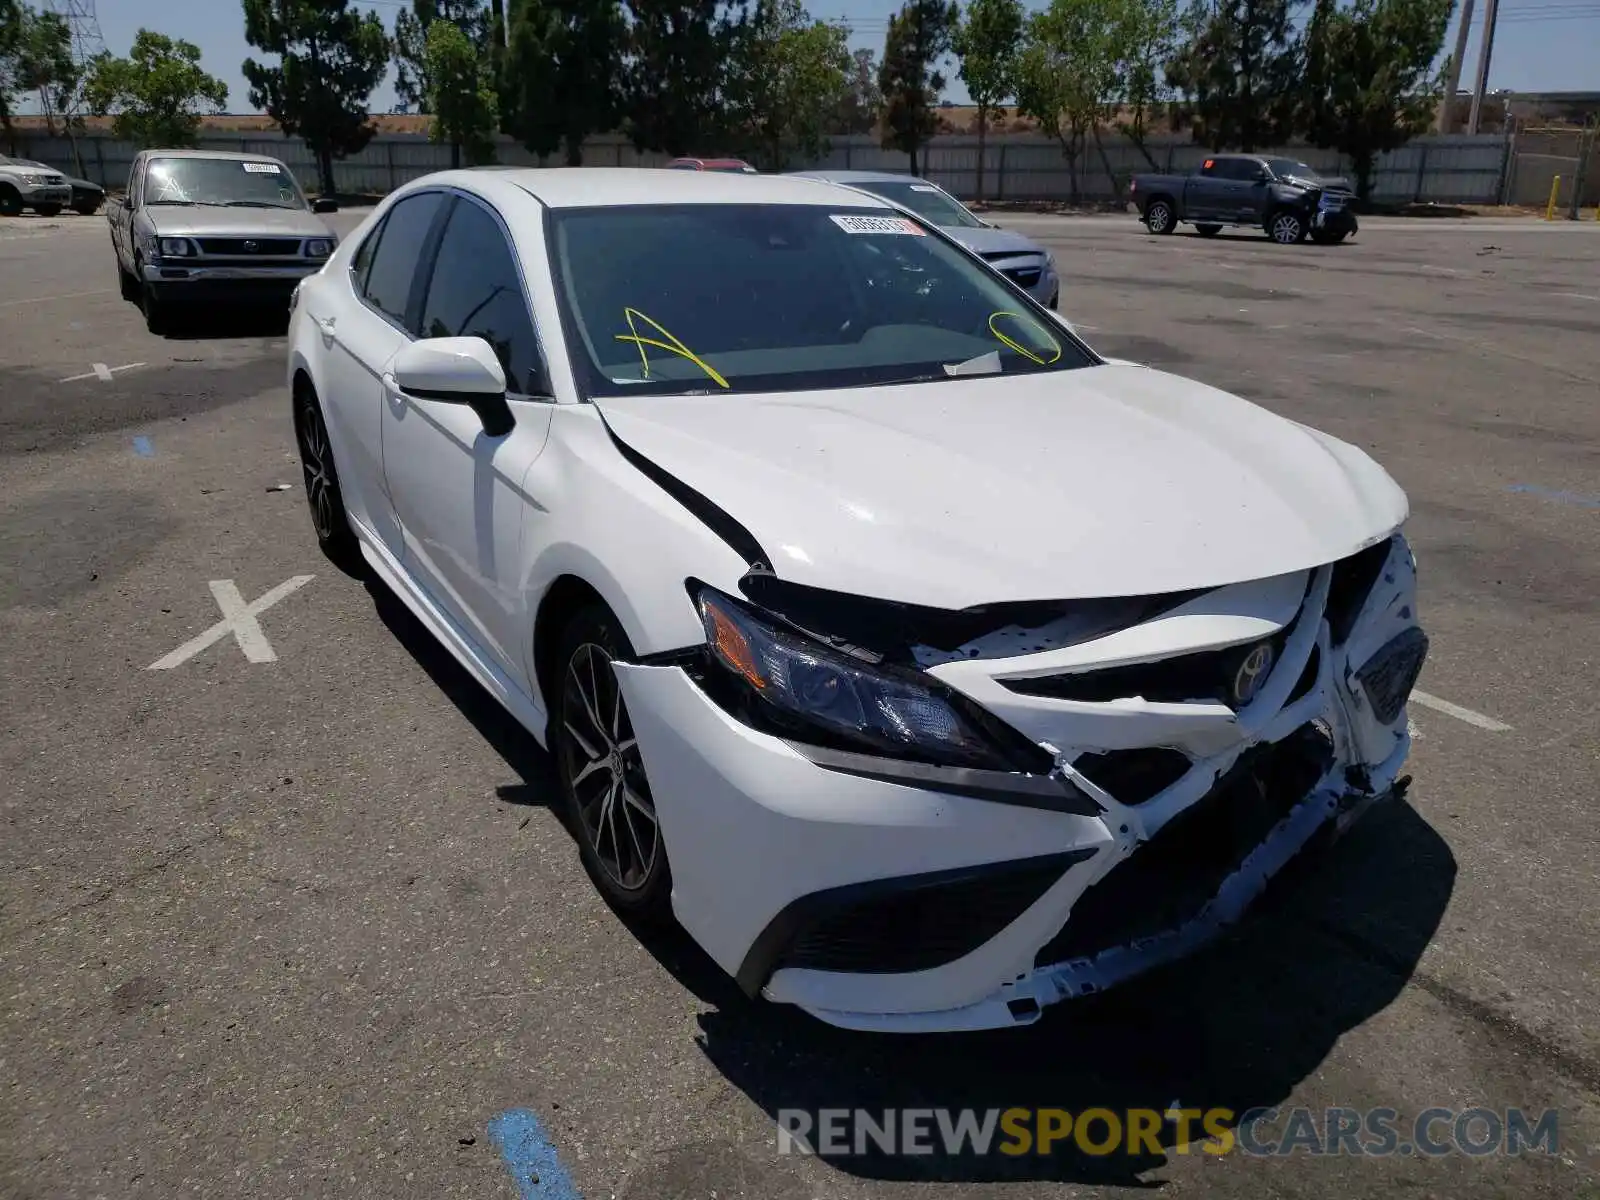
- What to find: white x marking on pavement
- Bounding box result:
[147,576,315,670]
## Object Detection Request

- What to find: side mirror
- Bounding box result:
[390,337,515,437]
[313,197,339,214]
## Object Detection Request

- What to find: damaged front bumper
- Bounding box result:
[615,535,1425,1033]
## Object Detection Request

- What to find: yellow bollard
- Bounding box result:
[1545,175,1561,220]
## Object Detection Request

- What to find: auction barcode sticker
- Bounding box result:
[242,162,282,173]
[830,214,925,235]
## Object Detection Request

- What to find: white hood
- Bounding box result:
[596,363,1408,609]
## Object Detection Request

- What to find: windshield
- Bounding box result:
[143,157,308,208]
[850,179,985,229]
[1268,159,1321,181]
[549,203,1095,399]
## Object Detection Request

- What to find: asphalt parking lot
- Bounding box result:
[2,204,1598,1199]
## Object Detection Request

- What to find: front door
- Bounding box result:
[379,192,555,684]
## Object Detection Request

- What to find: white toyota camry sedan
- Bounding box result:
[286,168,1428,1033]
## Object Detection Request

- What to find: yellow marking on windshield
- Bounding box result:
[988,311,1063,365]
[613,308,730,389]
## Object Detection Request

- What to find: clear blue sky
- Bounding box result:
[81,0,1600,114]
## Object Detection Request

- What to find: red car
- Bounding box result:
[664,157,759,174]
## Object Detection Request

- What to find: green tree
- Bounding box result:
[622,0,745,156]
[952,0,1022,201]
[0,0,26,148]
[727,0,850,170]
[242,0,390,197]
[835,47,880,134]
[1113,0,1178,167]
[394,0,487,115]
[83,30,228,148]
[1014,0,1121,202]
[424,17,496,165]
[1301,0,1451,200]
[878,0,958,176]
[501,0,623,165]
[1165,0,1298,151]
[12,5,74,136]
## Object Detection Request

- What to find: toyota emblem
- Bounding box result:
[1232,642,1275,705]
[243,240,258,252]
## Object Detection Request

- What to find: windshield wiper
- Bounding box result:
[224,200,292,208]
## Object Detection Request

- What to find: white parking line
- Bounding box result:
[1412,690,1513,732]
[59,361,143,383]
[1552,292,1598,302]
[0,288,114,309]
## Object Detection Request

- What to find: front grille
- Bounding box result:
[775,852,1088,976]
[1034,723,1335,968]
[1354,627,1429,724]
[1072,747,1192,805]
[1003,266,1042,287]
[196,237,301,256]
[1003,619,1296,709]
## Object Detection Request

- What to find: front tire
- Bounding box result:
[1311,228,1348,245]
[33,203,62,218]
[1195,223,1222,237]
[1144,199,1176,235]
[553,606,672,921]
[0,186,22,217]
[1267,209,1307,245]
[118,260,138,302]
[293,385,362,572]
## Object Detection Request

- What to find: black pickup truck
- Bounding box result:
[1129,154,1358,245]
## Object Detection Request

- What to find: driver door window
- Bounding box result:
[416,197,547,395]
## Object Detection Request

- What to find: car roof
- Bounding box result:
[139,148,289,166]
[790,169,943,187]
[470,167,897,210]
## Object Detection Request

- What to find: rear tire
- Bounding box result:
[1267,209,1307,245]
[553,605,673,922]
[293,384,363,572]
[1195,223,1222,237]
[1144,199,1176,235]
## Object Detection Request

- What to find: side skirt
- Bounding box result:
[352,513,551,749]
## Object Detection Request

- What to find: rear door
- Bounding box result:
[1185,159,1227,220]
[311,189,449,555]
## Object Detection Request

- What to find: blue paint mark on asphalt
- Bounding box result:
[132,436,154,458]
[489,1109,582,1199]
[1507,483,1600,509]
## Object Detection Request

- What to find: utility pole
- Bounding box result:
[42,0,105,177]
[1467,0,1500,135]
[1436,0,1475,133]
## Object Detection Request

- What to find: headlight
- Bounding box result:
[694,586,1016,770]
[23,173,51,185]
[158,238,192,256]
[304,239,333,258]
